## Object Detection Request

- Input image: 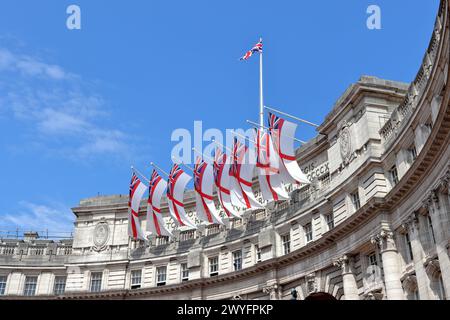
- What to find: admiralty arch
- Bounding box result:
[1,0,450,300]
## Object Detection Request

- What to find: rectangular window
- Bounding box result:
[304,223,313,243]
[156,266,167,286]
[351,190,361,211]
[181,263,189,282]
[131,270,142,289]
[325,213,334,230]
[233,250,242,271]
[255,245,261,263]
[90,272,102,293]
[0,276,7,296]
[409,145,417,161]
[53,276,66,295]
[427,215,436,245]
[368,253,378,266]
[23,276,38,296]
[404,233,414,263]
[390,166,399,185]
[209,256,219,276]
[282,234,291,255]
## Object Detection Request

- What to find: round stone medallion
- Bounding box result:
[93,221,109,249]
[339,125,352,163]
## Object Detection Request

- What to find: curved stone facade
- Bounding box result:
[1,0,450,300]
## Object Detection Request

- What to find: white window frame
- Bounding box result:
[351,190,361,211]
[130,269,142,289]
[0,275,7,296]
[281,234,291,255]
[156,266,167,286]
[209,256,219,276]
[304,223,313,243]
[390,165,399,185]
[23,276,38,296]
[325,213,334,231]
[90,272,103,293]
[181,263,189,282]
[53,276,66,295]
[232,250,242,271]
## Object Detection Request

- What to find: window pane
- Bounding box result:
[233,251,242,271]
[23,276,38,296]
[53,276,66,295]
[0,276,7,296]
[90,272,102,292]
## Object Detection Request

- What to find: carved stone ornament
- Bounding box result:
[402,275,418,293]
[262,284,279,300]
[339,121,353,164]
[93,219,110,252]
[424,258,441,279]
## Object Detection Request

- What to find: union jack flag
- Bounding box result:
[129,172,140,207]
[268,112,283,131]
[194,157,207,193]
[230,137,247,177]
[213,148,227,186]
[149,169,162,191]
[167,164,184,200]
[240,38,263,61]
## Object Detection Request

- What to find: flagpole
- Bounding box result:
[150,162,170,177]
[246,119,307,144]
[264,105,320,128]
[131,166,150,184]
[259,38,264,129]
[171,156,194,172]
[192,148,214,163]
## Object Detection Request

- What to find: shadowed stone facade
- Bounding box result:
[1,0,450,300]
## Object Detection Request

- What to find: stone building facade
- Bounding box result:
[1,0,450,300]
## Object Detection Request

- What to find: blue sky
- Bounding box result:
[0,0,440,232]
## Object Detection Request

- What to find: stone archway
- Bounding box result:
[304,292,337,301]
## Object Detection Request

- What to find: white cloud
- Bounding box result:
[0,46,134,161]
[0,48,69,80]
[1,201,74,233]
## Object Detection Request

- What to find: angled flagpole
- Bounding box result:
[150,162,169,177]
[246,119,307,144]
[131,165,150,184]
[264,105,320,128]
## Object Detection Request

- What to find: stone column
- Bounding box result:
[334,255,359,300]
[402,212,431,299]
[371,229,405,300]
[425,183,450,298]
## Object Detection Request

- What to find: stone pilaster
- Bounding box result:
[424,184,450,299]
[401,212,431,299]
[371,229,405,300]
[333,255,359,300]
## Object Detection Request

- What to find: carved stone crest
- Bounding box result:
[93,219,109,251]
[339,121,352,163]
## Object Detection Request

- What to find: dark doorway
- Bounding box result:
[304,292,337,300]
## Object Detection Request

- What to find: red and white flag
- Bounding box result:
[229,137,263,210]
[194,157,224,225]
[213,148,242,219]
[268,113,310,185]
[167,164,197,229]
[128,172,148,240]
[147,169,172,237]
[256,129,289,202]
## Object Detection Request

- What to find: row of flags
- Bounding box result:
[128,113,311,240]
